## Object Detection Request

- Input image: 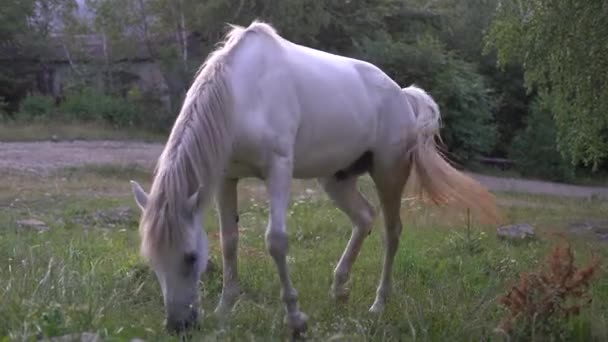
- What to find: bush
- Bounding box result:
[57,87,173,132]
[17,94,56,121]
[59,87,139,127]
[0,96,8,121]
[509,95,575,182]
[431,58,497,163]
[496,242,600,339]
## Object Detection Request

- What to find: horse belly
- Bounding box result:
[291,117,375,179]
[292,148,369,179]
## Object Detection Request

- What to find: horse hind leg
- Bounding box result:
[319,176,376,301]
[369,159,411,313]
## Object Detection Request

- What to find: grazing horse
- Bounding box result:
[129,20,499,335]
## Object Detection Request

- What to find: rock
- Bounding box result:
[497,223,535,240]
[42,332,101,342]
[16,218,49,232]
[595,228,608,241]
[568,219,608,241]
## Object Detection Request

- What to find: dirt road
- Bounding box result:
[0,141,163,173]
[1,140,607,199]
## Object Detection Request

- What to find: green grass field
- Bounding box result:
[1,166,607,341]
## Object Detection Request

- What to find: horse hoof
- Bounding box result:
[214,301,235,318]
[286,311,308,337]
[331,274,351,303]
[213,305,230,317]
[369,300,385,314]
[331,287,350,303]
[214,287,242,317]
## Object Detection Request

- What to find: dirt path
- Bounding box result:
[0,141,163,173]
[2,140,607,199]
[471,173,608,200]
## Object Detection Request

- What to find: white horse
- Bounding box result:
[129,20,499,335]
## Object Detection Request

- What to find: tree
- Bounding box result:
[0,0,78,112]
[486,0,608,170]
[0,0,37,112]
[510,94,575,182]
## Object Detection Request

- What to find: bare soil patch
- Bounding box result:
[0,141,163,174]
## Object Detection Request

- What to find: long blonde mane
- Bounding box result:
[139,21,279,259]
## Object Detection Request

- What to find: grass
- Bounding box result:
[1,167,607,341]
[0,121,166,142]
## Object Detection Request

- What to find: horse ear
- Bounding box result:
[186,185,205,214]
[130,180,148,211]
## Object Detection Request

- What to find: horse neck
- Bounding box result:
[152,147,203,208]
[151,32,236,207]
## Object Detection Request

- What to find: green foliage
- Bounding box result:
[0,0,36,41]
[432,57,497,163]
[6,87,172,133]
[509,95,575,182]
[59,87,137,127]
[485,64,531,157]
[58,86,173,132]
[0,96,8,120]
[17,94,55,120]
[486,0,608,169]
[435,0,498,61]
[426,0,531,159]
[0,0,80,112]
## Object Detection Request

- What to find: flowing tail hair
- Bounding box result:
[402,85,502,224]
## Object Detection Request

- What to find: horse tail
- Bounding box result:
[402,85,501,224]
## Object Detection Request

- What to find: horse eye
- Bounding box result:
[184,253,197,265]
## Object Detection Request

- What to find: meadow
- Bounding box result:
[1,165,606,341]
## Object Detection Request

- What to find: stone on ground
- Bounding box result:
[497,223,535,240]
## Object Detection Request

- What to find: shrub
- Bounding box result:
[496,241,600,339]
[57,86,173,132]
[509,95,575,182]
[0,96,8,121]
[17,94,56,121]
[431,57,497,163]
[59,87,139,127]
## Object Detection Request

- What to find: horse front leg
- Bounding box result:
[214,178,241,316]
[265,155,308,336]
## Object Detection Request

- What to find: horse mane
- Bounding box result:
[139,20,279,259]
